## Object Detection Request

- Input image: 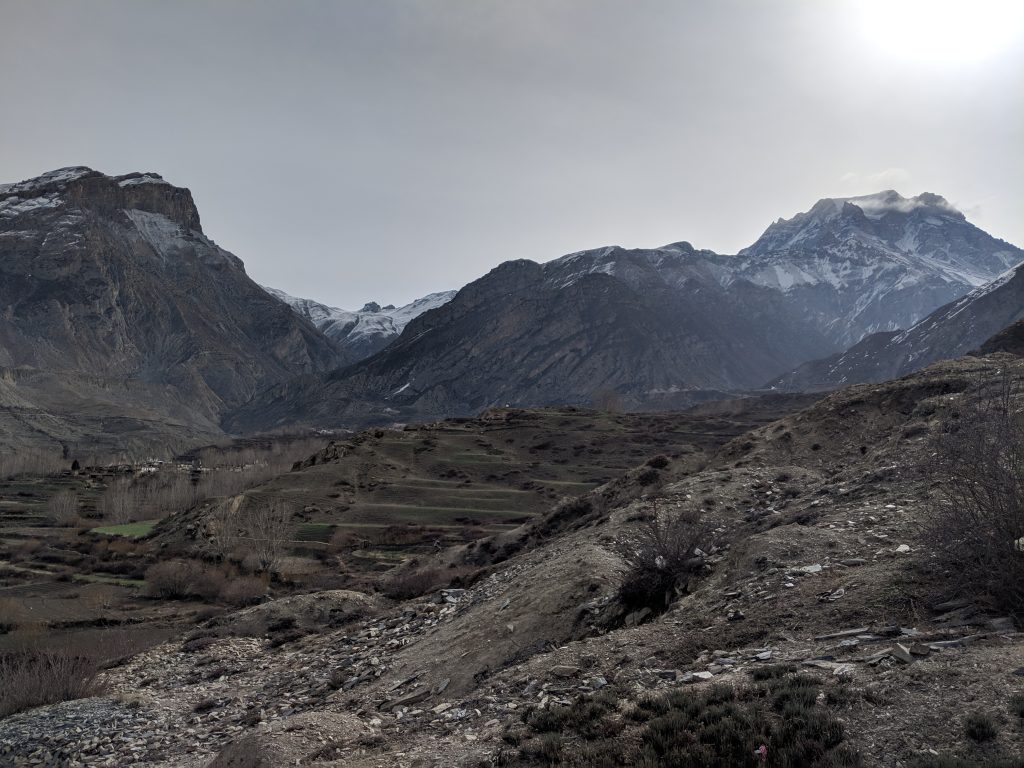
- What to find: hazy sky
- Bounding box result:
[2,1,1022,308]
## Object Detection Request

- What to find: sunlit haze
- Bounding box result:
[2,0,1021,307]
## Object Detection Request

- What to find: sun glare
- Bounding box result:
[859,0,1024,64]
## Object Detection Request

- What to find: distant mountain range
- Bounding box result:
[262,286,455,361]
[227,191,1022,432]
[2,167,1021,448]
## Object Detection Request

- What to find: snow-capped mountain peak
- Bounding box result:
[264,286,456,361]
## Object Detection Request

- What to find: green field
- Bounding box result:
[90,520,158,538]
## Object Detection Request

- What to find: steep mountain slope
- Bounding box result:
[0,167,343,453]
[227,191,1019,432]
[772,260,1024,391]
[263,286,456,361]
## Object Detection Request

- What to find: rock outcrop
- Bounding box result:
[0,167,344,453]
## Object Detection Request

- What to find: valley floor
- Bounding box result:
[2,359,1023,767]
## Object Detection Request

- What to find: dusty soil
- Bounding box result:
[2,362,1023,767]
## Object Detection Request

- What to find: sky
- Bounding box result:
[2,0,1022,309]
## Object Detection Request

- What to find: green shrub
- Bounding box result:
[1010,692,1024,720]
[964,711,998,742]
[517,671,858,767]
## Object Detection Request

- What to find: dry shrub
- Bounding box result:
[927,372,1024,619]
[381,565,449,600]
[145,560,203,599]
[207,734,271,768]
[47,491,80,526]
[12,539,43,564]
[615,503,710,615]
[209,499,293,574]
[219,576,267,607]
[0,649,106,719]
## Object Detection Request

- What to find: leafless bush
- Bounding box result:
[0,649,105,719]
[615,503,710,615]
[210,499,293,574]
[145,560,205,599]
[239,500,292,573]
[927,372,1024,619]
[219,576,267,606]
[380,566,449,600]
[47,491,80,526]
[207,734,270,768]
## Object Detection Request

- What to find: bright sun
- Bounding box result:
[859,0,1024,64]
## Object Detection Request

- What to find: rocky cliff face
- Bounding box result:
[0,167,344,452]
[226,192,1020,432]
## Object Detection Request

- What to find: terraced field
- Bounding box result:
[1,396,818,656]
[188,400,819,572]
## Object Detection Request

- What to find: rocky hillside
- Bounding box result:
[227,191,1020,432]
[0,167,344,454]
[4,353,1022,766]
[263,286,456,361]
[772,260,1024,391]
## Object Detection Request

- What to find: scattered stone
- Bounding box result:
[388,688,431,710]
[624,607,653,627]
[989,617,1016,632]
[549,666,580,679]
[889,644,914,664]
[815,627,870,641]
[894,544,911,554]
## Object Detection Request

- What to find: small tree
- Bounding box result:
[99,479,136,524]
[237,499,292,574]
[47,491,79,526]
[927,371,1024,619]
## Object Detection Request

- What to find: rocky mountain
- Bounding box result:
[733,191,1020,343]
[263,286,456,361]
[226,191,1020,432]
[0,167,344,454]
[771,259,1024,392]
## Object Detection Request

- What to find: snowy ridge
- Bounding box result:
[264,286,456,359]
[116,173,174,188]
[534,190,1021,352]
[0,167,96,196]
